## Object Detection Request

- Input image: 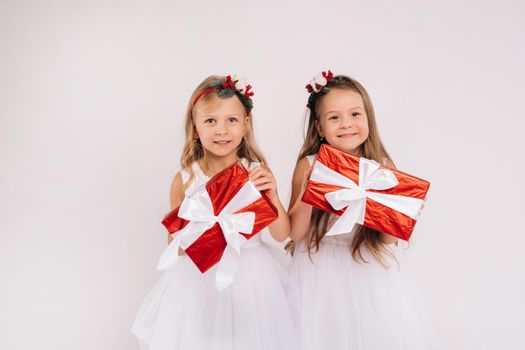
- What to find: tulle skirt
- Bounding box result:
[132,235,297,350]
[289,233,438,350]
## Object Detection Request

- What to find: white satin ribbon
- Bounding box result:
[157,181,261,291]
[310,158,424,236]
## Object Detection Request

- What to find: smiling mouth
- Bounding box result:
[213,140,231,145]
[337,133,358,138]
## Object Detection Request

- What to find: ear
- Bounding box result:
[315,119,324,137]
[193,126,199,140]
[243,114,251,136]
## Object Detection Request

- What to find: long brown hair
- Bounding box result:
[298,74,395,266]
[180,75,267,189]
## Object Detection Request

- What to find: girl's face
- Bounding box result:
[315,88,369,155]
[193,94,249,159]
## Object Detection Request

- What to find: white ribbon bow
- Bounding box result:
[157,181,261,290]
[310,158,424,236]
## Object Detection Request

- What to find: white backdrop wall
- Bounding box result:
[1,0,524,349]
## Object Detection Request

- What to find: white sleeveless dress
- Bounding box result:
[132,159,297,350]
[288,155,438,350]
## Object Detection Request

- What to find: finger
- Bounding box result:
[250,173,263,183]
[261,164,272,172]
[249,166,264,180]
[251,177,273,187]
[256,183,275,192]
[255,181,276,189]
[251,169,272,183]
[261,165,274,177]
[248,165,261,175]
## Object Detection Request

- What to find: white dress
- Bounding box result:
[289,155,438,350]
[132,159,297,350]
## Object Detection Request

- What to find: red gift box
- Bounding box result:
[159,161,278,277]
[302,144,430,241]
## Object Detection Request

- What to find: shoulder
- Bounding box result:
[305,154,316,166]
[296,157,312,172]
[298,154,317,173]
[171,171,184,189]
[292,157,313,184]
[288,157,314,207]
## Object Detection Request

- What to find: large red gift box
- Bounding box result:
[160,161,278,275]
[302,144,430,241]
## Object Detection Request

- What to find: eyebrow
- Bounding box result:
[323,107,365,115]
[197,113,243,119]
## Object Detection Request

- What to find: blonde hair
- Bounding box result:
[296,75,395,266]
[180,75,267,189]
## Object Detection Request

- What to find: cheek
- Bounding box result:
[358,120,369,135]
[193,124,204,136]
[195,125,213,140]
[324,122,339,137]
[317,120,327,134]
[233,122,247,135]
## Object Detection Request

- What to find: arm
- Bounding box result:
[287,158,313,242]
[249,165,290,242]
[267,197,290,242]
[379,159,399,245]
[167,172,185,245]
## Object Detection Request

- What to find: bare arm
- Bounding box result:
[249,165,290,242]
[267,196,290,242]
[167,172,184,245]
[287,158,313,242]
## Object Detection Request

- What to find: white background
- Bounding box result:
[1,0,524,349]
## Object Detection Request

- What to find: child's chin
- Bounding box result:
[208,144,241,157]
[210,149,235,158]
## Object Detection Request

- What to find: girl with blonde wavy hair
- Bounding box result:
[132,75,296,350]
[287,71,437,349]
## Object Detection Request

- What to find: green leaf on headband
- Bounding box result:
[211,79,225,89]
[237,93,253,111]
[218,87,235,98]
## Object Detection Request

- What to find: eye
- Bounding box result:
[204,118,215,124]
[328,115,339,120]
[228,117,239,123]
[351,112,361,117]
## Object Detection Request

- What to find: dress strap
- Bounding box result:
[177,162,210,197]
[305,154,316,166]
[240,158,261,171]
[179,168,190,184]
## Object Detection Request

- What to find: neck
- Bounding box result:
[199,151,240,177]
[331,144,362,157]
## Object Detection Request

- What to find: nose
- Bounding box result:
[339,115,353,129]
[215,122,228,135]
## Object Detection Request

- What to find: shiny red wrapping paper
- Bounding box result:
[301,144,430,241]
[162,161,278,273]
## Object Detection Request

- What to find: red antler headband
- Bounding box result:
[305,70,334,93]
[192,75,254,111]
[305,70,335,109]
